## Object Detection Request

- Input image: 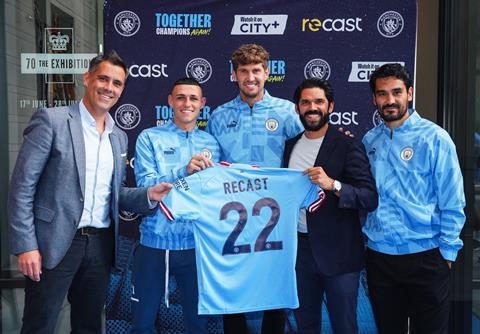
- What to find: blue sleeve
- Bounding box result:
[284,104,303,139]
[432,134,466,261]
[134,130,188,187]
[298,175,325,213]
[159,173,203,221]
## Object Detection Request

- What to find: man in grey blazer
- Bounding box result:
[8,50,172,334]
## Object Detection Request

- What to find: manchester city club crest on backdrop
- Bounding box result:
[114,10,141,37]
[115,104,141,130]
[185,58,212,83]
[304,58,331,80]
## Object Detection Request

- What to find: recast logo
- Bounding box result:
[129,64,168,78]
[302,17,362,32]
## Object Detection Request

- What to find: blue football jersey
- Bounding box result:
[205,91,303,167]
[159,163,325,314]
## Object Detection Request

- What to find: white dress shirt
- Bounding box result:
[78,100,114,228]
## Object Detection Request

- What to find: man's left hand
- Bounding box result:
[148,182,173,202]
[304,167,334,190]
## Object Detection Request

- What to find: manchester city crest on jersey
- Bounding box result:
[200,148,212,160]
[265,118,279,131]
[400,147,414,161]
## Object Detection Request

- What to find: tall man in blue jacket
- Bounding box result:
[362,63,466,334]
[8,51,172,334]
[283,78,378,334]
[132,77,220,334]
[206,43,303,334]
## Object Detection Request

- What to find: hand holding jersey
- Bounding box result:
[159,163,325,314]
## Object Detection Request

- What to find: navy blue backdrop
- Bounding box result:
[104,1,417,333]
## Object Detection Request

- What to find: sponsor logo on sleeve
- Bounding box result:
[114,11,141,37]
[231,15,288,35]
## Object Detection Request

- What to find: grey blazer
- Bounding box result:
[8,103,151,269]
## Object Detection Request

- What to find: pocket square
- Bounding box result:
[121,153,127,157]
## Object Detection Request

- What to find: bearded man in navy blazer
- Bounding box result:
[8,50,172,334]
[283,78,378,334]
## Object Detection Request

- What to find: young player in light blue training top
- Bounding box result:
[131,78,220,334]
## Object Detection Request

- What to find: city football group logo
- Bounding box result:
[115,104,141,130]
[186,58,212,83]
[377,11,404,38]
[304,58,331,80]
[114,11,141,37]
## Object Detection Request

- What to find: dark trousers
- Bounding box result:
[21,229,114,334]
[130,245,208,334]
[294,236,359,334]
[366,248,451,334]
[223,310,285,334]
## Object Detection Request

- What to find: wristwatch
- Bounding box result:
[332,180,342,192]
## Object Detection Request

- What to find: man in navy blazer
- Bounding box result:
[283,78,378,334]
[8,51,171,333]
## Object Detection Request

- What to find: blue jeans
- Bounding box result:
[295,236,359,334]
[21,229,114,334]
[130,245,207,334]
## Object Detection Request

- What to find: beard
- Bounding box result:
[379,103,408,123]
[300,110,329,131]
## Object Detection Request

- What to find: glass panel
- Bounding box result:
[3,0,100,271]
[473,0,480,332]
[1,0,101,332]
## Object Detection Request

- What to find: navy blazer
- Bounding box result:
[283,126,378,276]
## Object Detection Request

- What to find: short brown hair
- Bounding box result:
[231,44,269,71]
[88,49,128,77]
